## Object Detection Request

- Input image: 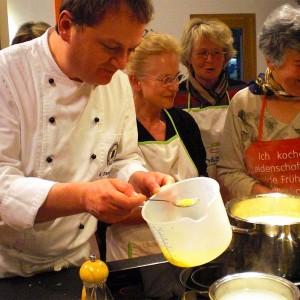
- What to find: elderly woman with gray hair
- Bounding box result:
[173,18,247,179]
[217,4,300,200]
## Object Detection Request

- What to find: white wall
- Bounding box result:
[2,0,297,73]
[149,0,296,75]
[7,0,55,44]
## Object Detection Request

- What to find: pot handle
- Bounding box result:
[231,225,257,235]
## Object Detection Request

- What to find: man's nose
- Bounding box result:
[111,50,130,70]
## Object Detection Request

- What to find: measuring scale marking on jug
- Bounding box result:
[142,177,232,268]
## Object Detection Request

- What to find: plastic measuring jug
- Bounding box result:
[141,177,232,268]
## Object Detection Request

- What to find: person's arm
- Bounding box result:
[0,65,51,231]
[0,69,145,230]
[0,66,170,230]
[116,207,145,225]
[251,183,272,195]
[36,178,147,224]
[217,90,261,199]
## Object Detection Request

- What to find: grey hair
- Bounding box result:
[126,32,180,77]
[259,4,300,67]
[180,18,237,73]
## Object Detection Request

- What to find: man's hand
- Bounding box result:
[36,172,174,224]
[81,178,146,223]
[36,178,146,224]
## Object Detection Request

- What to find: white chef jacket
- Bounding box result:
[0,28,147,278]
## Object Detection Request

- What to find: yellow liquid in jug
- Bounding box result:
[160,246,226,268]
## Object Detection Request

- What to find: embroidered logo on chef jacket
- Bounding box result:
[107,142,119,165]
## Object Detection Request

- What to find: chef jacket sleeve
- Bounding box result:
[0,70,56,230]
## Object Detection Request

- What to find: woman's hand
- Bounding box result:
[251,183,273,195]
[129,171,175,197]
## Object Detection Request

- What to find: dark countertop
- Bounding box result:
[0,267,82,300]
[0,254,209,300]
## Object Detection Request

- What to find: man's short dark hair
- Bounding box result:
[57,0,154,30]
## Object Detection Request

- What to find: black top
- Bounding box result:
[137,107,208,177]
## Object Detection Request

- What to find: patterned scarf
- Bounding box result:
[187,70,229,106]
[249,68,300,100]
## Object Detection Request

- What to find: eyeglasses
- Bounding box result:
[143,28,156,37]
[193,50,226,60]
[141,73,185,87]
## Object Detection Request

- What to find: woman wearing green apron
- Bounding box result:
[173,18,247,179]
[106,32,207,299]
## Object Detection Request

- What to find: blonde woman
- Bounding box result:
[174,18,247,179]
[106,32,207,299]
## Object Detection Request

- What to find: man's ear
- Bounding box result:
[57,10,73,42]
[129,74,142,91]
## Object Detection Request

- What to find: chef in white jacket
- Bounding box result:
[0,0,173,278]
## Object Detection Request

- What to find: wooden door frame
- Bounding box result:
[0,0,9,49]
[190,13,256,83]
[55,0,61,23]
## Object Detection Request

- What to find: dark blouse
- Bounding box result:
[137,107,208,177]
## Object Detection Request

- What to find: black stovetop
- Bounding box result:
[0,254,209,300]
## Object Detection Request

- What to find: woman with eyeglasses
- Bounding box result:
[173,18,247,179]
[105,32,207,299]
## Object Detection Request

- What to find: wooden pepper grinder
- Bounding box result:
[79,254,113,300]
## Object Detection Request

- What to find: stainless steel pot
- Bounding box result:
[224,193,300,283]
[209,272,300,300]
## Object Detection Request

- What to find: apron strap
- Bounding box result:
[163,109,181,137]
[226,91,231,103]
[258,96,267,142]
[187,80,192,111]
[163,109,198,173]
